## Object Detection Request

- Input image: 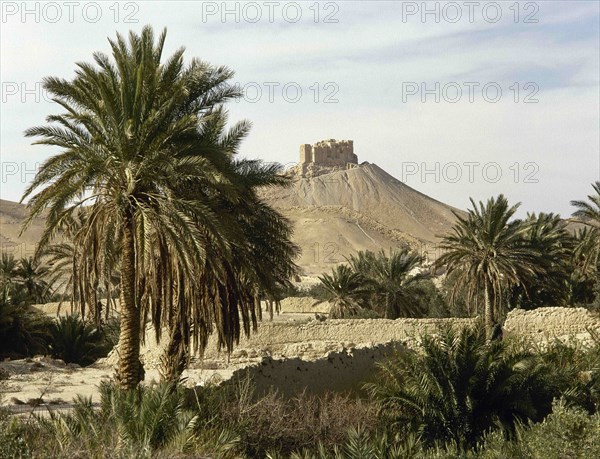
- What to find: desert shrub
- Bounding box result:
[477,400,600,459]
[0,410,30,459]
[31,382,213,458]
[0,285,51,358]
[536,334,600,413]
[48,315,112,366]
[211,378,381,457]
[366,325,558,451]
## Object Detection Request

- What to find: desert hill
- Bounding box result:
[0,198,45,259]
[260,140,464,274]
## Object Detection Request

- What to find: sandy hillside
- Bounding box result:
[261,162,464,273]
[0,198,45,258]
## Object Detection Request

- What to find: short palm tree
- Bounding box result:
[348,248,427,318]
[315,264,369,318]
[571,181,600,226]
[15,257,51,304]
[365,325,556,451]
[435,195,541,333]
[49,315,109,366]
[21,27,251,389]
[0,253,17,286]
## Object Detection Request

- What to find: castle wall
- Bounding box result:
[299,144,313,165]
[299,139,358,169]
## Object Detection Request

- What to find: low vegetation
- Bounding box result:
[1,327,599,458]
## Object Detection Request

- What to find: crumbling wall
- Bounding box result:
[225,342,408,397]
[504,307,600,340]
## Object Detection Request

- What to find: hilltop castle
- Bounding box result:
[298,139,358,177]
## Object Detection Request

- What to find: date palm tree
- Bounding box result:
[509,213,573,308]
[21,26,252,389]
[435,195,540,334]
[15,257,51,304]
[571,181,600,226]
[0,253,18,286]
[348,248,427,318]
[571,182,600,306]
[314,264,369,318]
[158,158,299,383]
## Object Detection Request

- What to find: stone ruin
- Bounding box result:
[296,139,359,178]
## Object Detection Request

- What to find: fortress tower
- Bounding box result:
[299,139,358,177]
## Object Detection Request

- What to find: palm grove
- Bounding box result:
[12,26,600,390]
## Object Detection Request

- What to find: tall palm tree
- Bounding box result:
[21,27,252,389]
[348,248,427,319]
[435,195,541,334]
[158,158,299,383]
[314,264,369,318]
[571,181,600,226]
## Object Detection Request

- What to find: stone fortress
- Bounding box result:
[297,139,359,178]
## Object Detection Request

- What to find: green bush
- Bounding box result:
[478,400,600,459]
[0,410,30,459]
[48,315,112,366]
[30,382,217,458]
[366,325,558,450]
[0,285,51,358]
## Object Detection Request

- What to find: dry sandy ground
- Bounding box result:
[0,312,317,414]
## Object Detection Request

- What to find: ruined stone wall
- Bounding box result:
[504,307,600,341]
[104,307,600,396]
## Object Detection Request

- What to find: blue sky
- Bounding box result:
[1,1,598,217]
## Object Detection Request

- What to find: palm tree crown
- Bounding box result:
[571,181,600,226]
[348,248,427,318]
[435,195,541,332]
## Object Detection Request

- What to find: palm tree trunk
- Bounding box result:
[115,221,143,389]
[161,325,187,385]
[385,292,394,319]
[484,280,494,337]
